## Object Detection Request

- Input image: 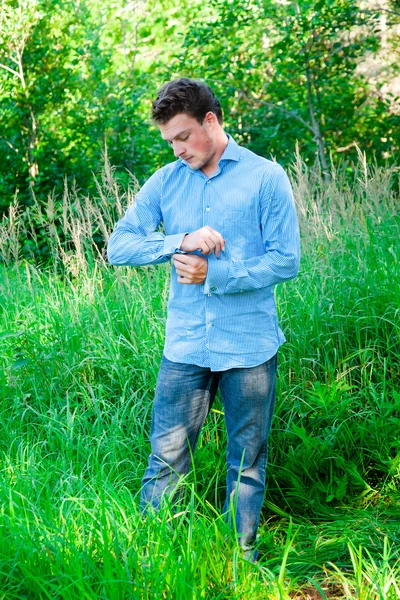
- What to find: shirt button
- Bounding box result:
[207,180,211,184]
[206,207,210,212]
[208,293,212,297]
[208,323,212,328]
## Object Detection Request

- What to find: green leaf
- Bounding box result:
[0,331,24,340]
[10,358,31,369]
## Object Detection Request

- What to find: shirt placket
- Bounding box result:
[203,176,215,368]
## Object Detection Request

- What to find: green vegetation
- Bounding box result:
[1,156,399,598]
[1,0,399,216]
[1,0,399,595]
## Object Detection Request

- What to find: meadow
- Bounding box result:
[0,152,399,599]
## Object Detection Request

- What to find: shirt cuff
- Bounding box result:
[163,233,188,256]
[204,258,230,294]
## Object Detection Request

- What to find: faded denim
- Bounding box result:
[140,353,277,552]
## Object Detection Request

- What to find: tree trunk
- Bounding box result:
[305,62,330,183]
[16,45,39,191]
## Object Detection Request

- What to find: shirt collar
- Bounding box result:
[218,134,241,164]
[179,133,241,171]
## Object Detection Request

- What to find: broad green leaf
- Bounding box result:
[10,358,31,369]
[0,331,24,340]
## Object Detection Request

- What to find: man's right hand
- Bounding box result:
[180,226,225,257]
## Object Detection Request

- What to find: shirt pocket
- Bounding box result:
[223,217,261,260]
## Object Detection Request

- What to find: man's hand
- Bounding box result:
[173,254,208,284]
[180,226,225,257]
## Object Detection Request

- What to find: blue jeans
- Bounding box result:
[140,354,277,551]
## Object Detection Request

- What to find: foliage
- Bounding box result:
[0,153,399,596]
[176,0,400,171]
[0,0,399,215]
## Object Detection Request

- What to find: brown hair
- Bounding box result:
[152,78,223,125]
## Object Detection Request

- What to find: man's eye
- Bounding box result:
[167,135,188,147]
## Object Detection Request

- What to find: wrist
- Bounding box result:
[179,234,189,252]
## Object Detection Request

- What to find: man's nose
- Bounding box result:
[173,142,185,157]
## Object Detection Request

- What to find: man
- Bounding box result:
[107,78,300,558]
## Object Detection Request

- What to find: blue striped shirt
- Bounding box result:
[107,135,300,371]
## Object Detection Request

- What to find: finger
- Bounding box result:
[200,239,213,256]
[209,235,221,257]
[206,227,225,247]
[173,253,187,262]
[196,233,217,256]
[174,254,201,267]
[178,275,190,284]
[176,264,193,277]
[205,231,223,257]
[207,228,225,251]
[175,253,202,266]
[173,255,191,268]
[216,233,225,254]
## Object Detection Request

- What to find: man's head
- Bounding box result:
[152,78,227,175]
[151,78,223,125]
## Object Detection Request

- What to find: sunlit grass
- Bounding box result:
[0,154,399,598]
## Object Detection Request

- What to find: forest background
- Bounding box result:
[1,0,399,229]
[1,1,400,598]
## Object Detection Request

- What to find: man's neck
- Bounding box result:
[201,133,229,177]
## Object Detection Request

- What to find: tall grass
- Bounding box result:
[0,152,399,598]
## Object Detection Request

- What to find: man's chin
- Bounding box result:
[183,159,199,170]
[183,156,210,171]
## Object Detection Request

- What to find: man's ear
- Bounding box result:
[204,111,217,130]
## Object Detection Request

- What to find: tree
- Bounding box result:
[0,0,43,204]
[0,0,398,218]
[174,0,389,173]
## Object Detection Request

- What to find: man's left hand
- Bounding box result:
[172,254,208,284]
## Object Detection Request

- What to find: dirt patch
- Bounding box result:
[290,584,345,599]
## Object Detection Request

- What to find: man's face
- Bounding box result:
[159,112,217,172]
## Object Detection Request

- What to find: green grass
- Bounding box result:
[0,155,399,598]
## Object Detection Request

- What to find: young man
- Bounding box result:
[107,78,300,558]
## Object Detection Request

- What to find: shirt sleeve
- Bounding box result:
[203,165,300,294]
[107,169,187,266]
